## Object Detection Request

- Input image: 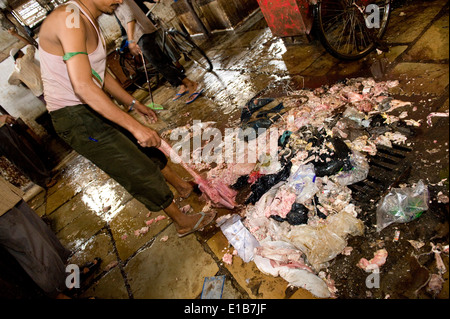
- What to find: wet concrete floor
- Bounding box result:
[22,0,449,299]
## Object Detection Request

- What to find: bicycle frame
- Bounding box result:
[145,4,183,62]
[145,3,213,71]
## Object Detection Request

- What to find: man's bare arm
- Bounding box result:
[55,11,160,147]
[126,20,141,56]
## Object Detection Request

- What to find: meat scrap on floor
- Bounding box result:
[162,77,448,298]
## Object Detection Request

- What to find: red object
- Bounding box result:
[257,0,314,37]
[248,171,263,184]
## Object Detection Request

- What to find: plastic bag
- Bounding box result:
[287,163,319,203]
[312,137,352,177]
[334,151,370,186]
[376,180,429,232]
[343,107,371,127]
[245,162,292,205]
[252,241,331,298]
[218,214,260,262]
[263,185,297,219]
[258,154,282,175]
[283,212,364,270]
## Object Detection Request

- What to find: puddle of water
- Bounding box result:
[81,180,128,223]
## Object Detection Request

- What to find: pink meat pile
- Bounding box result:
[263,187,297,219]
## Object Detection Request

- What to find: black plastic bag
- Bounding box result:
[245,162,292,205]
[311,137,352,177]
[269,202,309,225]
[286,203,309,225]
[231,175,250,190]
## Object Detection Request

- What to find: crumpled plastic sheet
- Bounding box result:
[245,162,292,205]
[281,211,365,271]
[287,163,319,203]
[333,151,370,186]
[376,180,429,232]
[253,240,331,298]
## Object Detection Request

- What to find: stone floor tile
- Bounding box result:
[26,187,46,211]
[385,45,409,63]
[404,13,449,61]
[47,192,94,233]
[68,230,117,275]
[389,62,449,96]
[80,178,133,223]
[125,224,219,299]
[302,54,339,77]
[210,48,252,71]
[109,198,171,262]
[55,209,106,252]
[385,0,447,44]
[81,267,130,299]
[221,276,247,299]
[46,179,83,214]
[438,98,449,112]
[281,44,326,75]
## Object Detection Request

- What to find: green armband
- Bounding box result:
[63,51,103,84]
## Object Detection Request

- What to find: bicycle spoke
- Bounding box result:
[316,0,392,60]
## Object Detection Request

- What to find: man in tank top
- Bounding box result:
[38,0,216,238]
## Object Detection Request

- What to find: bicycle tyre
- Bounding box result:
[315,0,392,61]
[168,30,213,72]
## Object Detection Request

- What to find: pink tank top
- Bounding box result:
[40,1,107,112]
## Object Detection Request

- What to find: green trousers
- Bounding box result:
[50,104,174,212]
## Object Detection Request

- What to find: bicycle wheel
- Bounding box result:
[168,30,213,72]
[315,0,392,60]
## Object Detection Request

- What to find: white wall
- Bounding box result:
[0,50,46,119]
[0,38,47,135]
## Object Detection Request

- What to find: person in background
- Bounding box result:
[115,0,204,104]
[7,27,46,105]
[0,176,103,299]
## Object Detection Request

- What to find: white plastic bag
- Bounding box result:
[376,180,429,232]
[287,163,319,203]
[218,214,260,262]
[252,241,331,298]
[334,151,370,186]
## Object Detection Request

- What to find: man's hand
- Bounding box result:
[0,115,16,125]
[133,125,161,148]
[135,101,158,124]
[128,42,141,56]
